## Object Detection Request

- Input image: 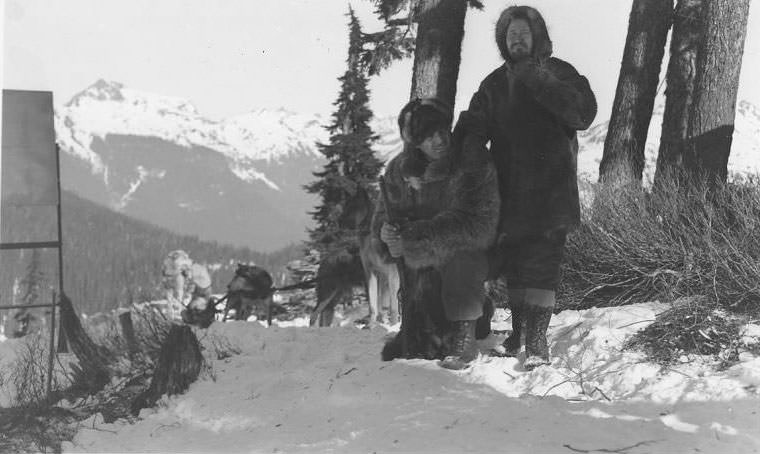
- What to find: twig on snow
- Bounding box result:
[563,439,661,453]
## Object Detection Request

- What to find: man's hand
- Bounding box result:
[380,222,404,258]
[510,60,547,90]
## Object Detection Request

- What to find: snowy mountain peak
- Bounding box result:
[737,99,760,124]
[66,79,126,106]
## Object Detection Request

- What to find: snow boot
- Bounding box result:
[523,289,554,370]
[491,289,525,357]
[439,320,477,370]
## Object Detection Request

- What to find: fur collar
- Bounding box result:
[399,147,456,189]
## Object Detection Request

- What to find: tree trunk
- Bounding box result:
[599,0,673,185]
[655,0,706,186]
[119,311,140,358]
[59,294,111,393]
[390,0,468,360]
[409,0,467,107]
[131,324,202,415]
[655,0,749,187]
[683,0,750,184]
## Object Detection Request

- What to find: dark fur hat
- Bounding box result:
[397,98,453,146]
[495,6,553,63]
[397,98,454,178]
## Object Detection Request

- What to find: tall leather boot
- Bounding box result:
[491,288,525,357]
[523,289,555,370]
[439,320,477,370]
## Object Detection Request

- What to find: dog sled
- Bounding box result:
[180,263,320,328]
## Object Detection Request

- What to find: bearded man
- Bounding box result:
[457,6,597,369]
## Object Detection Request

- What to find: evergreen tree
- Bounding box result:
[20,248,46,306]
[305,7,383,258]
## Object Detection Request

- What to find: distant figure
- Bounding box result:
[161,250,212,320]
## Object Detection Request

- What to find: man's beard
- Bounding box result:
[510,45,530,61]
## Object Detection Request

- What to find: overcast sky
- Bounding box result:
[3,0,760,122]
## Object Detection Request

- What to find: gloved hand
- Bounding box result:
[510,59,547,91]
[380,222,404,258]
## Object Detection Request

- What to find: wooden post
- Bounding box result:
[46,291,57,397]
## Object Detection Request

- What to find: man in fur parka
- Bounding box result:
[456,6,597,369]
[374,98,500,370]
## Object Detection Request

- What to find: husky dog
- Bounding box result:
[310,186,400,328]
[225,264,275,323]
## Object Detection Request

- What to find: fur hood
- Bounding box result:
[495,6,553,64]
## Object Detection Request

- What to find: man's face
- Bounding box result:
[506,18,533,61]
[418,129,450,161]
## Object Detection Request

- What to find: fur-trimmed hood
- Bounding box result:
[495,6,553,64]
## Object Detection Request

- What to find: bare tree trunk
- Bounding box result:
[409,0,467,107]
[119,311,139,358]
[131,324,202,415]
[59,294,111,393]
[683,0,750,184]
[599,0,673,185]
[655,0,706,186]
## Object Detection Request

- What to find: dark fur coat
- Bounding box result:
[373,144,499,360]
[457,5,597,241]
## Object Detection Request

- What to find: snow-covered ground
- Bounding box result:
[8,302,747,453]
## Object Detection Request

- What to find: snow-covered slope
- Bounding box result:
[41,303,760,453]
[577,99,760,182]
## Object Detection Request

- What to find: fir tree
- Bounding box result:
[20,249,46,306]
[305,7,383,258]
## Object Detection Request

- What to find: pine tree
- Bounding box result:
[20,248,46,306]
[13,249,46,337]
[305,7,383,258]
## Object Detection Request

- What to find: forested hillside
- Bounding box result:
[0,190,305,315]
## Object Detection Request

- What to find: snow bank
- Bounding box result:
[460,303,760,403]
[61,303,760,453]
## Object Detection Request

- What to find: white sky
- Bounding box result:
[3,0,760,122]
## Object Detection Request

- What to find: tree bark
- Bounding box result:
[683,0,750,184]
[131,324,202,415]
[655,0,706,186]
[409,0,467,107]
[599,0,674,185]
[655,0,749,187]
[119,311,140,358]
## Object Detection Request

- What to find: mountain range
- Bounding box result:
[54,80,760,251]
[55,80,400,252]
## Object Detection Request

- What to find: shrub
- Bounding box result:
[624,296,748,365]
[561,176,760,311]
[560,175,760,363]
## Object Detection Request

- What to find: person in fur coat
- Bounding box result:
[456,6,597,369]
[374,98,500,370]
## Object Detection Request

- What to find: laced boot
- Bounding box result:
[491,288,526,357]
[523,289,555,370]
[439,320,477,370]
